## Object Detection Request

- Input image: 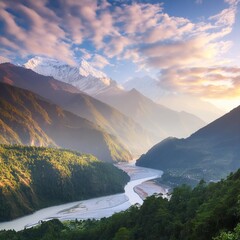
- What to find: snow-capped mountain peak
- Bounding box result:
[79,59,107,79]
[26,56,65,68]
[24,56,123,96]
[0,56,11,64]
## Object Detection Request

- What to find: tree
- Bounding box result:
[113,227,132,240]
[213,224,240,240]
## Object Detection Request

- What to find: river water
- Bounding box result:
[0,163,166,231]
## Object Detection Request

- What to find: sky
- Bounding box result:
[0,0,240,110]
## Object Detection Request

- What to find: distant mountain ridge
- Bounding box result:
[0,63,154,156]
[97,88,206,141]
[24,56,123,96]
[24,57,207,140]
[123,75,163,100]
[0,81,132,162]
[124,76,224,123]
[137,105,240,181]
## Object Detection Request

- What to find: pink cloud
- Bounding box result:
[160,67,240,99]
[114,3,162,35]
[210,6,237,26]
[0,1,74,64]
[0,0,238,80]
[58,0,117,49]
[104,36,131,58]
[90,54,113,69]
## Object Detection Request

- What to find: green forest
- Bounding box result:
[1,168,240,239]
[0,145,130,221]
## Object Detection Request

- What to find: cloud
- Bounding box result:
[0,0,116,64]
[115,3,163,34]
[104,36,131,58]
[209,5,237,26]
[90,54,113,69]
[123,49,142,63]
[143,14,194,44]
[137,2,237,70]
[159,67,240,99]
[98,0,238,86]
[0,0,239,95]
[58,0,118,49]
[116,0,239,102]
[0,0,74,64]
[224,0,240,6]
[144,39,203,67]
[77,48,92,60]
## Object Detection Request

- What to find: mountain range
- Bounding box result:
[0,81,132,162]
[123,75,163,100]
[23,57,206,142]
[137,105,240,181]
[97,88,205,140]
[0,63,154,156]
[0,55,240,239]
[24,56,123,96]
[124,76,224,123]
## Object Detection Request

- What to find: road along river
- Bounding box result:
[0,163,168,231]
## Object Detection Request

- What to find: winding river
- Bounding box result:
[0,163,166,231]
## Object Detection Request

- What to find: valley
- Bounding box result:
[0,63,155,156]
[1,0,240,239]
[137,105,240,184]
[0,58,239,238]
[0,81,132,162]
[0,163,166,231]
[0,146,130,221]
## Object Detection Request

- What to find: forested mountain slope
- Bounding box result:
[2,169,240,239]
[0,145,129,221]
[137,105,240,182]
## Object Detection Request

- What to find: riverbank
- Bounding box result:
[134,180,169,200]
[0,163,167,231]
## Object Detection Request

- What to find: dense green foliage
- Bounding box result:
[157,171,201,188]
[0,145,130,221]
[2,169,240,239]
[213,223,240,240]
[137,105,240,184]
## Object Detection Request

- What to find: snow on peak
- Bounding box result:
[24,56,122,96]
[25,57,107,79]
[0,56,11,64]
[25,56,66,69]
[79,59,107,79]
